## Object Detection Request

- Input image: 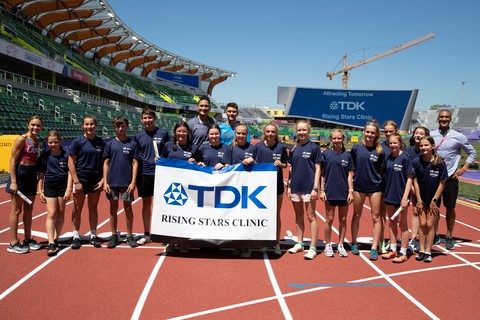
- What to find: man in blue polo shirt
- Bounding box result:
[219,102,250,146]
[431,109,477,250]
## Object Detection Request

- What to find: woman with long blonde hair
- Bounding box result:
[287,120,321,260]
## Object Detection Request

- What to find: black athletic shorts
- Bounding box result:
[44,179,68,198]
[6,164,37,196]
[137,174,155,198]
[327,200,349,207]
[441,178,459,208]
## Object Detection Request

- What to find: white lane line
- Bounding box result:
[0,199,11,205]
[131,252,167,320]
[0,245,71,301]
[359,253,440,320]
[0,200,74,234]
[0,198,141,301]
[439,213,480,232]
[263,252,293,320]
[434,244,480,271]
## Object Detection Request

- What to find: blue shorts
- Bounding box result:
[6,164,37,197]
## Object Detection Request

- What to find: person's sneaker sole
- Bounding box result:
[7,243,29,254]
[71,238,81,250]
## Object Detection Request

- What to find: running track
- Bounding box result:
[1,184,479,319]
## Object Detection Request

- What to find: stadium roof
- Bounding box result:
[1,0,236,94]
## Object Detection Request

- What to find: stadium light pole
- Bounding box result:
[461,81,466,107]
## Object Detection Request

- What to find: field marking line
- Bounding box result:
[262,252,293,320]
[0,244,71,301]
[131,252,168,320]
[359,253,440,320]
[0,199,141,301]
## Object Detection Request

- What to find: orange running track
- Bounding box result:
[1,183,479,320]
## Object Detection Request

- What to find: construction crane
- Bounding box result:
[326,33,435,89]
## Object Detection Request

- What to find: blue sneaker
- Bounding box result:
[369,249,378,261]
[351,243,359,255]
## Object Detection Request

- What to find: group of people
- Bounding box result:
[6,98,477,263]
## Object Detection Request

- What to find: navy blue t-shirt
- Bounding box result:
[38,149,69,183]
[405,146,422,159]
[134,128,170,176]
[69,135,105,182]
[255,141,288,195]
[383,153,414,205]
[164,141,201,161]
[351,143,385,193]
[321,148,355,201]
[288,141,322,194]
[198,143,231,167]
[224,142,257,165]
[412,157,448,205]
[103,137,139,187]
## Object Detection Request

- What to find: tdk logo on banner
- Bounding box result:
[330,101,365,111]
[163,183,188,206]
[189,185,267,209]
[164,182,267,209]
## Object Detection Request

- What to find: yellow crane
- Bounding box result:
[326,33,435,89]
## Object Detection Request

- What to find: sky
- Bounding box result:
[108,0,480,109]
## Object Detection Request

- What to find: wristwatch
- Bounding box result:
[312,185,318,191]
[432,198,437,202]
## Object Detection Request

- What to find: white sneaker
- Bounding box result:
[304,248,317,260]
[324,244,334,257]
[136,236,151,245]
[337,244,348,257]
[288,243,304,254]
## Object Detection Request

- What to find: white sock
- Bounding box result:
[400,247,407,255]
[72,230,80,238]
[390,243,397,252]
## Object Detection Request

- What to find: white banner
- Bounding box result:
[151,158,277,241]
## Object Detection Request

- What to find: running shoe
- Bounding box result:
[337,244,348,257]
[304,248,317,260]
[381,251,397,260]
[324,244,334,257]
[415,252,425,261]
[71,237,81,250]
[288,242,304,254]
[137,235,151,245]
[127,235,138,248]
[407,239,417,253]
[445,236,455,250]
[351,243,359,255]
[433,234,441,246]
[274,244,282,256]
[7,242,29,254]
[240,248,252,258]
[47,243,59,256]
[369,249,379,261]
[423,253,432,263]
[392,253,408,263]
[380,240,390,254]
[107,235,119,249]
[89,236,102,248]
[24,238,42,250]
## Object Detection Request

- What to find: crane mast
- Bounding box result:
[326,33,435,89]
